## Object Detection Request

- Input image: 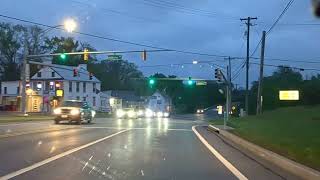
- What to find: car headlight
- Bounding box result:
[197,109,200,113]
[145,109,153,117]
[137,110,144,116]
[91,110,96,117]
[70,109,80,115]
[201,110,204,113]
[157,112,163,118]
[53,108,61,115]
[116,109,124,118]
[164,112,169,117]
[127,110,136,118]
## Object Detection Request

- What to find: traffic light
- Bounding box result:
[215,68,223,82]
[148,78,155,85]
[84,48,89,61]
[60,53,67,60]
[73,69,78,77]
[187,77,195,86]
[142,50,147,61]
[89,72,93,80]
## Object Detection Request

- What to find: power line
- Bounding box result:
[0,14,230,58]
[138,0,238,21]
[250,62,320,72]
[250,0,294,56]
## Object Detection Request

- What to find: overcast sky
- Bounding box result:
[0,0,319,87]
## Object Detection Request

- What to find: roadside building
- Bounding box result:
[0,64,101,112]
[146,91,171,112]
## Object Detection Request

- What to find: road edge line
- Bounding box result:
[192,125,248,180]
[0,129,130,180]
[207,125,320,180]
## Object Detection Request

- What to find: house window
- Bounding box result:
[83,82,86,93]
[76,96,80,100]
[69,81,72,92]
[37,72,41,77]
[17,87,19,94]
[83,97,86,101]
[93,83,96,93]
[76,82,80,92]
[93,96,96,106]
[4,87,7,94]
[51,72,55,77]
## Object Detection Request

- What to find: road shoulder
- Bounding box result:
[195,126,301,180]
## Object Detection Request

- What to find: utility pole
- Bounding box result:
[240,16,257,115]
[21,39,28,115]
[256,31,266,114]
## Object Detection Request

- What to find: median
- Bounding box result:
[211,105,320,172]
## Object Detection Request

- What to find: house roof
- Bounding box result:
[31,65,100,83]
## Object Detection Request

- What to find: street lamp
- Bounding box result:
[63,18,77,33]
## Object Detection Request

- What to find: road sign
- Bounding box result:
[196,81,207,86]
[55,89,64,97]
[279,90,299,100]
[107,54,122,61]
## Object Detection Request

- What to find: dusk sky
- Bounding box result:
[0,0,319,87]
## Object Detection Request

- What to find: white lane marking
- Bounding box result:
[81,126,192,131]
[0,129,130,180]
[192,126,248,180]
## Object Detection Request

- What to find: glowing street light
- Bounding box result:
[63,18,77,32]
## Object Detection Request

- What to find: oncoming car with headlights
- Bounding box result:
[116,108,138,119]
[53,100,96,124]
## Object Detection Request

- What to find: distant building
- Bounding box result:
[0,64,101,112]
[146,91,171,112]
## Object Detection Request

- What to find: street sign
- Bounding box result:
[55,89,64,97]
[279,90,299,100]
[196,81,207,86]
[107,54,122,61]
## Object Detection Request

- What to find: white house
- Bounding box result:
[0,64,101,112]
[146,91,171,112]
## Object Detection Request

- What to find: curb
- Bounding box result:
[208,125,320,180]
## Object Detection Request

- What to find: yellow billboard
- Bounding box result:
[279,90,299,100]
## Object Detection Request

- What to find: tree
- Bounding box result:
[88,59,144,91]
[0,22,24,81]
[44,37,97,66]
[249,67,303,114]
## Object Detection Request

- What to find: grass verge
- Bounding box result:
[211,105,320,171]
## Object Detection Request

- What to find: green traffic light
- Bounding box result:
[60,53,67,60]
[149,79,155,85]
[187,80,194,85]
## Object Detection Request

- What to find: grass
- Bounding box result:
[211,105,320,171]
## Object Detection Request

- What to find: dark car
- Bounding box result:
[53,100,96,124]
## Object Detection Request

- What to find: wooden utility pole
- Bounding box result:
[256,31,266,114]
[240,17,257,115]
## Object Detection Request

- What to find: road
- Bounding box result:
[0,114,299,180]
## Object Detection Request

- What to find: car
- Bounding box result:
[197,109,204,114]
[116,108,138,119]
[53,100,96,124]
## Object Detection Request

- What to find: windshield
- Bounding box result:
[61,101,83,107]
[0,1,319,180]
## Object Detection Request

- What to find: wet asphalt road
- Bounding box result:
[0,114,299,180]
